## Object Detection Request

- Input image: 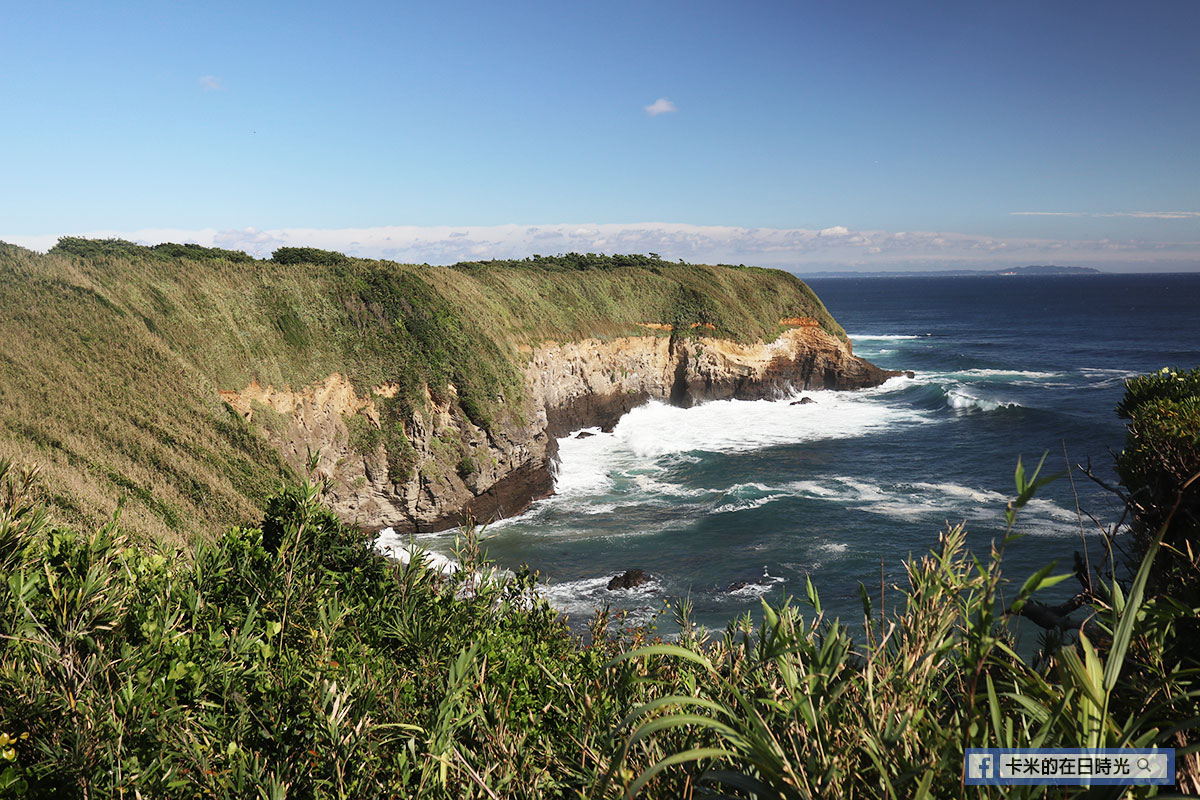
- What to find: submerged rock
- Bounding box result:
[790,397,816,405]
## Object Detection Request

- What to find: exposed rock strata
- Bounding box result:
[219,327,897,533]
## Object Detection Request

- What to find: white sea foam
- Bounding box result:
[909,482,1008,505]
[1078,367,1139,387]
[779,477,1079,534]
[539,574,664,627]
[1079,368,1137,378]
[581,395,925,462]
[728,568,786,598]
[713,494,784,514]
[848,333,926,341]
[374,527,460,574]
[542,394,932,516]
[953,369,1060,379]
[632,474,711,498]
[946,389,1020,412]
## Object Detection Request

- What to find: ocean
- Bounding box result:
[384,273,1200,639]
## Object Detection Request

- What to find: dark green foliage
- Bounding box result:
[1116,366,1200,419]
[0,462,607,798]
[50,236,150,260]
[270,305,309,349]
[50,237,254,263]
[335,262,521,433]
[271,246,351,266]
[456,454,477,479]
[150,242,256,263]
[1116,367,1200,605]
[3,457,1198,797]
[668,285,720,336]
[345,413,382,457]
[380,398,417,483]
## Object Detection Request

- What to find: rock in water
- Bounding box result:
[607,569,647,590]
[790,397,816,405]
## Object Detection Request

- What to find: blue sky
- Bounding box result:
[3,0,1198,270]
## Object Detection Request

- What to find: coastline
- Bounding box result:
[223,326,899,535]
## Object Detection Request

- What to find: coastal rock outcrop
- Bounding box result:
[220,326,898,533]
[607,569,649,591]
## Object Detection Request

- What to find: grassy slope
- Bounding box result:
[0,240,843,545]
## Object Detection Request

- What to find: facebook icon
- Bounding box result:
[967,751,997,781]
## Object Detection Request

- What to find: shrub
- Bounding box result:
[271,247,350,266]
[1116,367,1200,602]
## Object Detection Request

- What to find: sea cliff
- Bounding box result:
[0,241,894,542]
[220,325,895,532]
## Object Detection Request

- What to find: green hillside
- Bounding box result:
[0,239,842,546]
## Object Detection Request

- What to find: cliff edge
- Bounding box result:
[0,242,895,543]
[221,325,896,532]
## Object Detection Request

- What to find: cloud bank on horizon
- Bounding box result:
[5,222,1198,272]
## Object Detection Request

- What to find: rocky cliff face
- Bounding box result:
[220,327,897,532]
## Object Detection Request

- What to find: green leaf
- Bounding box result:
[1104,516,1169,693]
[629,747,736,797]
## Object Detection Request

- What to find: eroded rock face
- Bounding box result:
[219,328,898,533]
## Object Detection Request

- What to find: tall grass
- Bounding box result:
[605,461,1200,798]
[2,451,1197,797]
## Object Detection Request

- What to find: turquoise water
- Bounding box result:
[390,273,1200,636]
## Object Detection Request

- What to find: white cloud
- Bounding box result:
[3,222,1197,271]
[198,75,225,91]
[1011,211,1200,220]
[644,97,677,116]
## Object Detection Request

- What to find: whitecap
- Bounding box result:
[953,369,1061,380]
[374,527,460,574]
[713,495,784,514]
[727,567,786,598]
[946,389,1020,412]
[538,574,664,627]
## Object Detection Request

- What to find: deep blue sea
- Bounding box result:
[388,274,1200,639]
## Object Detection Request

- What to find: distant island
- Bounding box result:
[992,265,1102,276]
[798,265,1103,278]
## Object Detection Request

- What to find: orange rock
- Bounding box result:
[779,317,820,327]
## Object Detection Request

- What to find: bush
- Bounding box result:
[3,450,1199,796]
[50,237,254,264]
[0,460,614,798]
[1116,367,1200,601]
[271,247,350,266]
